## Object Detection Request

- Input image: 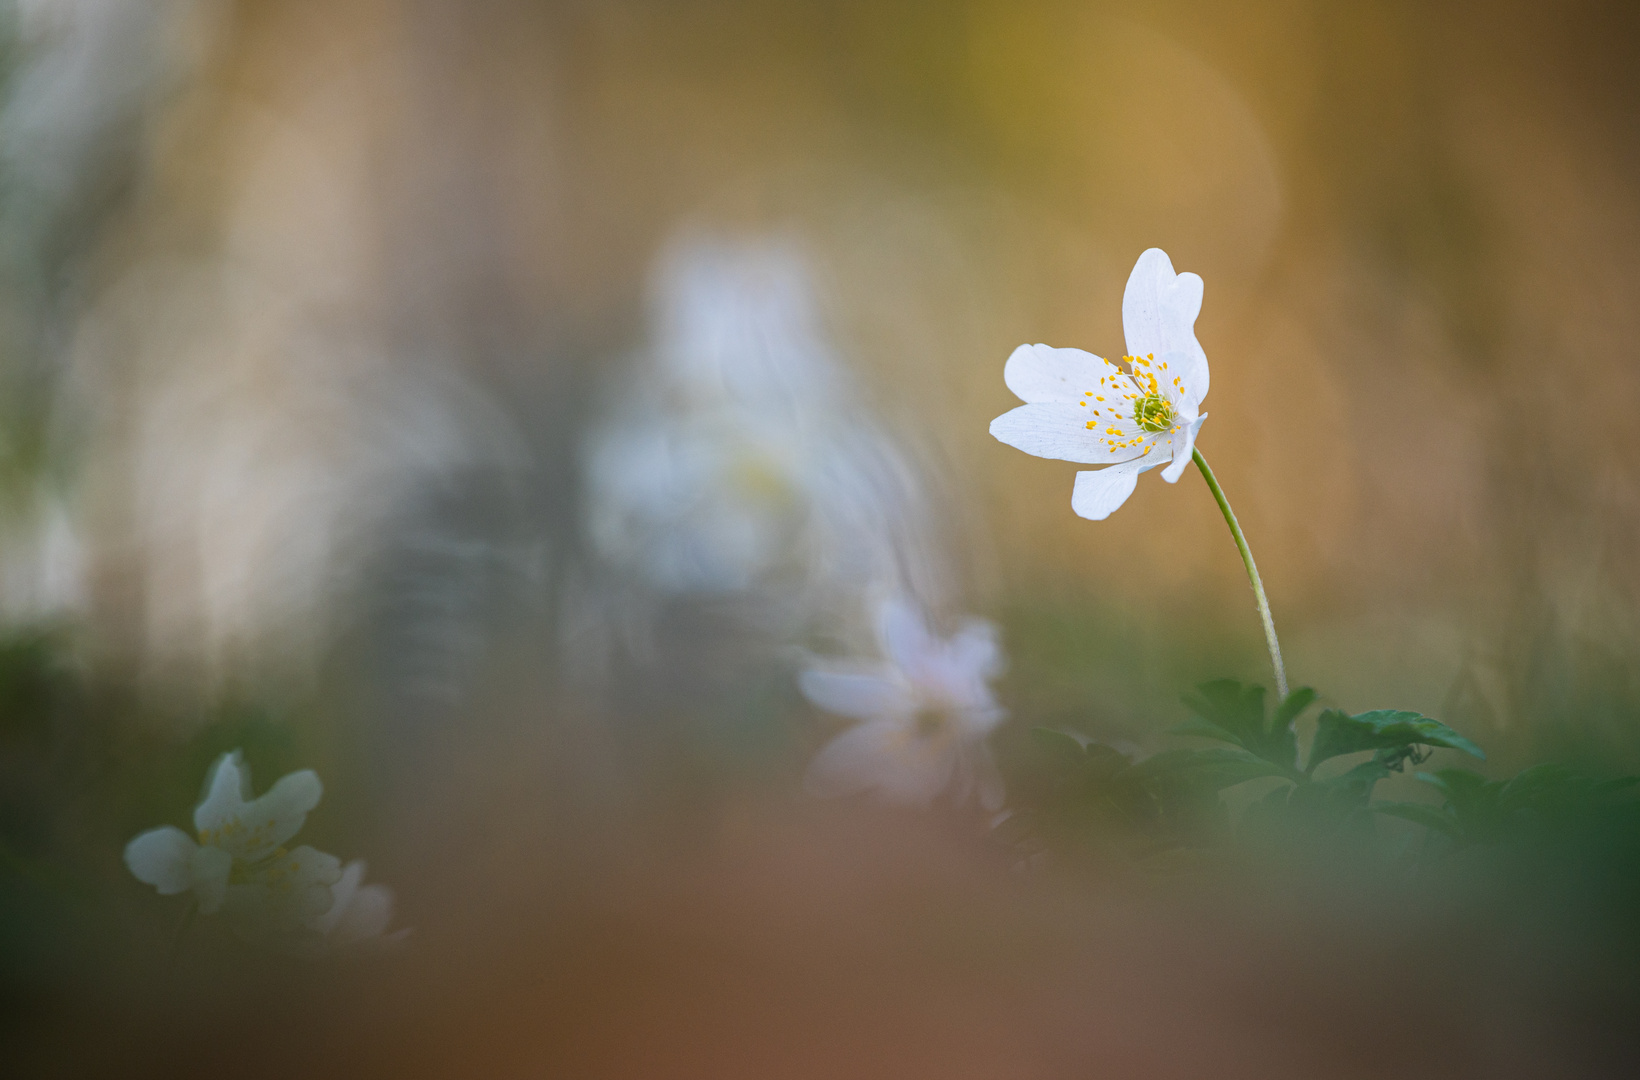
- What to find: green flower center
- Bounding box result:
[913,707,953,739]
[1134,393,1175,433]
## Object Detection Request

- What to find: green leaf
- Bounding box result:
[1031,727,1095,759]
[1308,709,1484,773]
[1126,747,1294,792]
[1373,802,1461,837]
[1591,776,1640,801]
[1170,715,1245,748]
[1179,679,1298,771]
[1271,687,1318,732]
[1417,768,1493,803]
[1496,763,1581,810]
[1180,680,1266,740]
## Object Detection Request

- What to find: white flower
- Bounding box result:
[989,248,1210,520]
[123,751,339,930]
[801,597,1007,812]
[312,860,406,948]
[581,232,945,607]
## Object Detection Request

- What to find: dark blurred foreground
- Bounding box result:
[8,683,1640,1080]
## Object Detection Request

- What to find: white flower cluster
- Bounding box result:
[124,751,402,951]
[579,232,943,617]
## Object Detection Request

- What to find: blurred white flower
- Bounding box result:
[581,233,943,606]
[124,750,339,931]
[801,597,1006,812]
[990,248,1210,520]
[312,860,406,948]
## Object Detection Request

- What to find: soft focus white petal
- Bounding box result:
[241,770,323,860]
[946,619,1004,684]
[193,750,250,836]
[799,668,915,721]
[1161,414,1207,483]
[196,764,322,863]
[314,860,365,935]
[313,859,396,945]
[1121,249,1209,404]
[990,404,1148,465]
[1002,344,1111,404]
[1071,462,1144,521]
[877,596,935,673]
[123,827,197,895]
[189,844,233,914]
[330,883,396,945]
[270,845,345,927]
[805,720,955,808]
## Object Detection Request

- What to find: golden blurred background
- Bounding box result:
[3,0,1635,751]
[5,1,1640,1075]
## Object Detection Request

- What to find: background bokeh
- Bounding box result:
[4,1,1640,1076]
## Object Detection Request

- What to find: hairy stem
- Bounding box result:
[1192,448,1288,700]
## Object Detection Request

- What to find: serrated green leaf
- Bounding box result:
[1271,686,1318,733]
[1308,709,1484,773]
[1373,802,1462,837]
[1180,679,1299,771]
[1181,680,1267,744]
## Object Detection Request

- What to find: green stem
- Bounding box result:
[1192,448,1289,700]
[167,899,196,970]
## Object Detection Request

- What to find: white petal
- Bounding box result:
[196,763,323,863]
[1071,462,1144,520]
[924,634,1006,723]
[246,771,324,857]
[798,668,914,721]
[190,845,233,914]
[1161,413,1207,483]
[269,846,345,927]
[990,404,1148,465]
[314,860,366,935]
[1122,249,1209,405]
[946,619,1004,683]
[331,884,396,945]
[193,751,250,836]
[805,720,955,808]
[123,827,198,895]
[877,596,935,673]
[1002,343,1112,404]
